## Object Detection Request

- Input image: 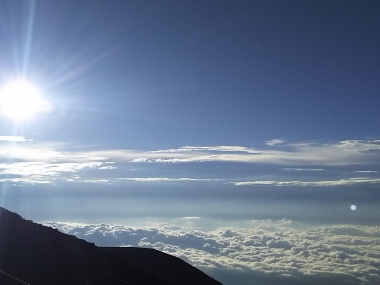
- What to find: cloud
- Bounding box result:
[151,146,260,153]
[0,139,111,184]
[266,139,286,146]
[0,136,30,142]
[130,157,213,163]
[3,139,380,167]
[99,166,117,170]
[233,177,380,187]
[117,177,219,182]
[80,179,110,183]
[0,161,103,184]
[0,144,106,162]
[116,140,380,166]
[43,220,380,285]
[1,138,380,185]
[283,168,324,171]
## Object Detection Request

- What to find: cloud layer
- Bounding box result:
[126,140,380,166]
[1,138,380,186]
[44,220,380,285]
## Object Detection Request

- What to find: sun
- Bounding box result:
[0,79,49,121]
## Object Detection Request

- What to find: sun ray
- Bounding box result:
[22,0,37,76]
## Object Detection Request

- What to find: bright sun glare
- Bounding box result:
[0,79,49,121]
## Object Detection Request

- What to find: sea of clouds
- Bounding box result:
[43,219,380,285]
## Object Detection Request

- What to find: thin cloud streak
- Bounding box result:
[150,146,261,153]
[266,139,286,146]
[117,177,220,182]
[233,177,380,187]
[283,168,324,171]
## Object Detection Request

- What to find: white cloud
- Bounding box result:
[130,157,214,163]
[1,138,380,185]
[0,161,103,184]
[151,146,260,153]
[3,139,380,167]
[43,220,380,285]
[0,139,111,184]
[117,177,218,182]
[0,136,30,142]
[0,144,106,162]
[0,177,52,184]
[266,139,286,146]
[283,168,324,171]
[233,177,380,187]
[0,162,102,176]
[119,140,380,166]
[81,179,110,183]
[99,166,117,170]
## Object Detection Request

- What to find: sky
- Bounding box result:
[0,1,380,284]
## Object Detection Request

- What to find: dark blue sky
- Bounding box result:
[1,1,379,148]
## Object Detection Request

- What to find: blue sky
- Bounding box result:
[0,1,380,284]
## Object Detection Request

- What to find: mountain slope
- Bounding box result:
[0,207,222,285]
[102,247,222,285]
[0,207,170,285]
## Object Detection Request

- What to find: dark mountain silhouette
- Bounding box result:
[102,247,222,285]
[0,207,222,285]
